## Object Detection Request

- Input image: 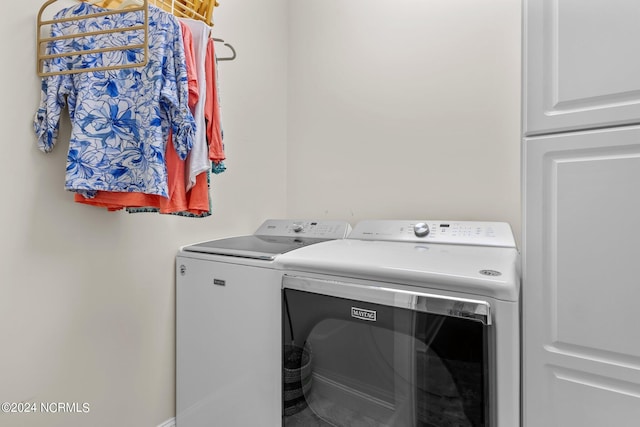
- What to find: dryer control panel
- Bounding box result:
[348,220,516,248]
[254,219,352,239]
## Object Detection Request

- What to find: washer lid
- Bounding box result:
[182,235,333,260]
[181,219,353,260]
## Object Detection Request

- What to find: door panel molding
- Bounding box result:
[525,0,640,134]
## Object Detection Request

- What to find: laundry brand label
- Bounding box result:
[351,307,377,322]
[213,279,226,286]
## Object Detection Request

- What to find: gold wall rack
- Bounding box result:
[36,0,225,77]
[36,0,150,77]
[150,0,217,26]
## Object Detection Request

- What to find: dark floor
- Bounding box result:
[284,394,387,427]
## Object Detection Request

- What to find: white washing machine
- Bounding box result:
[176,219,352,427]
[277,220,520,427]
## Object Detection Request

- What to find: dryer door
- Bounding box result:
[282,275,491,427]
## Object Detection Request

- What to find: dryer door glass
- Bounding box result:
[282,284,489,427]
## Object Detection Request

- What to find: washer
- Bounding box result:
[277,220,520,427]
[176,219,352,427]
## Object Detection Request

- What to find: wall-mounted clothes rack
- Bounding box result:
[36,0,233,77]
[37,0,150,77]
[83,0,217,25]
[150,0,217,26]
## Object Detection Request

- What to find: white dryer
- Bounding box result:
[277,220,520,427]
[176,219,352,427]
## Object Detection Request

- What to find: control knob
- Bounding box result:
[292,223,304,233]
[413,222,430,238]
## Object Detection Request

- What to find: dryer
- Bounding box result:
[176,219,352,427]
[277,220,520,427]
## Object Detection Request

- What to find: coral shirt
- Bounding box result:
[206,38,225,164]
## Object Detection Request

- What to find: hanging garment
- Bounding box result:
[179,18,211,191]
[74,21,209,216]
[182,23,200,112]
[125,170,212,217]
[206,37,226,172]
[122,20,222,217]
[124,21,212,216]
[34,3,195,198]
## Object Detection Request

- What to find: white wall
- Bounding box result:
[287,0,521,240]
[0,1,288,426]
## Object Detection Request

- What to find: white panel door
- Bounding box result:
[523,125,640,427]
[524,0,640,135]
[176,257,282,427]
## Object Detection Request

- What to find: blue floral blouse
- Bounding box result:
[34,3,195,198]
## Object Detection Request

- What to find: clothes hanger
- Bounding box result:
[37,0,150,76]
[150,0,216,26]
[212,38,236,61]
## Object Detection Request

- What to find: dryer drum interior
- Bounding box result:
[282,277,491,427]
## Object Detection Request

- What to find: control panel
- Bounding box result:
[254,220,352,239]
[348,220,516,247]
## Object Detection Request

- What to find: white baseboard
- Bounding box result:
[157,417,175,427]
